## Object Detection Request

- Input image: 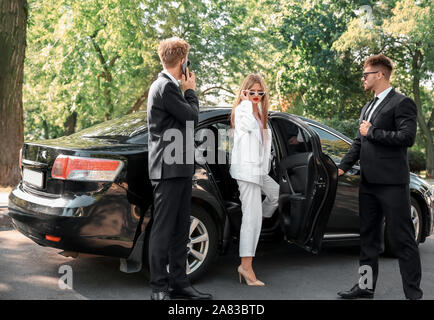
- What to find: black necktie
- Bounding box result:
[363,97,379,121]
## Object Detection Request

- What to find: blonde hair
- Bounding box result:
[158,37,190,68]
[231,74,269,129]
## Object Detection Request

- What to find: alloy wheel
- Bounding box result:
[411,204,420,242]
[186,216,209,274]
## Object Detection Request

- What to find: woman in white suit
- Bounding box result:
[230,74,279,286]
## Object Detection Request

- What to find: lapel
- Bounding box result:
[369,88,396,123]
[159,72,183,94]
[250,116,263,145]
[159,72,172,81]
[359,101,371,125]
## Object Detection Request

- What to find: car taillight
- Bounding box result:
[51,155,123,182]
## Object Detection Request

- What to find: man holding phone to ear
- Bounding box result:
[147,37,212,300]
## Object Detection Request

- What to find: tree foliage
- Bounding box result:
[333,0,434,176]
[20,0,433,174]
[23,0,281,140]
[277,0,369,119]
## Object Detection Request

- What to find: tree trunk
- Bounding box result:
[64,111,77,136]
[412,51,434,178]
[127,91,148,114]
[89,34,118,121]
[127,74,159,115]
[42,119,49,139]
[0,0,27,187]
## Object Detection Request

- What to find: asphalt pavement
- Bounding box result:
[1,220,434,300]
[1,181,433,300]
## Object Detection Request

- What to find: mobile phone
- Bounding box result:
[182,60,191,77]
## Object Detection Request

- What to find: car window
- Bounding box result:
[212,122,231,154]
[271,118,312,156]
[309,125,350,164]
[74,111,147,139]
[196,121,231,157]
[126,132,148,145]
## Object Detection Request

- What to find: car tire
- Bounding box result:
[142,204,218,283]
[384,197,423,257]
[186,205,219,282]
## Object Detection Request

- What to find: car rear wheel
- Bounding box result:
[384,197,423,257]
[151,205,217,282]
[186,205,218,282]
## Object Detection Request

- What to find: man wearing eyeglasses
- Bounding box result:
[336,54,422,300]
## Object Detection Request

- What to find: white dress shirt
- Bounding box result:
[162,69,179,86]
[366,86,393,122]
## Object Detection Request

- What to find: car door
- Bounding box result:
[307,124,360,236]
[269,114,338,254]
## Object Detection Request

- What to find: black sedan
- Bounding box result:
[8,108,434,281]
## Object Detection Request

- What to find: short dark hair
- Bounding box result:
[364,54,394,79]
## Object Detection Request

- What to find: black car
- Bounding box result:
[8,108,434,281]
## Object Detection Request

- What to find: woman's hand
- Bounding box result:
[240,90,249,101]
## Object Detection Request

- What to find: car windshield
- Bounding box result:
[76,111,147,139]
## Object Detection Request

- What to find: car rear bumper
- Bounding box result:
[8,183,138,258]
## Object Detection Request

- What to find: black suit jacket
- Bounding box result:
[147,73,199,180]
[338,88,417,184]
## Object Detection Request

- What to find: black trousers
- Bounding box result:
[149,177,192,292]
[359,180,423,299]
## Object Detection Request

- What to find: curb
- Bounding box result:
[0,191,10,228]
[0,208,12,229]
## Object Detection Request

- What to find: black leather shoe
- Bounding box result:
[151,291,171,300]
[169,286,213,300]
[337,284,374,299]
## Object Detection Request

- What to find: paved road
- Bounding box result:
[1,187,433,300]
[1,221,434,300]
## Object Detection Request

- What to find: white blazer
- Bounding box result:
[229,100,272,186]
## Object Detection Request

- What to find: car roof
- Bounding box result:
[66,106,351,143]
[198,107,231,122]
[198,107,353,142]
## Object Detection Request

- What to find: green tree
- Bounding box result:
[277,0,368,119]
[333,0,434,177]
[23,0,281,141]
[24,0,158,140]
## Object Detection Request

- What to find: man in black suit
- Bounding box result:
[147,37,212,300]
[337,54,422,300]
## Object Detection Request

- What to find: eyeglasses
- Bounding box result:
[362,71,379,80]
[246,90,266,97]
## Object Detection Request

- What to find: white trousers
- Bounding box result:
[237,175,280,257]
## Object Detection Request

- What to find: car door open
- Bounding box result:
[270,115,338,254]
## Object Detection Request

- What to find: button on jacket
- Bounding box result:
[230,100,272,186]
